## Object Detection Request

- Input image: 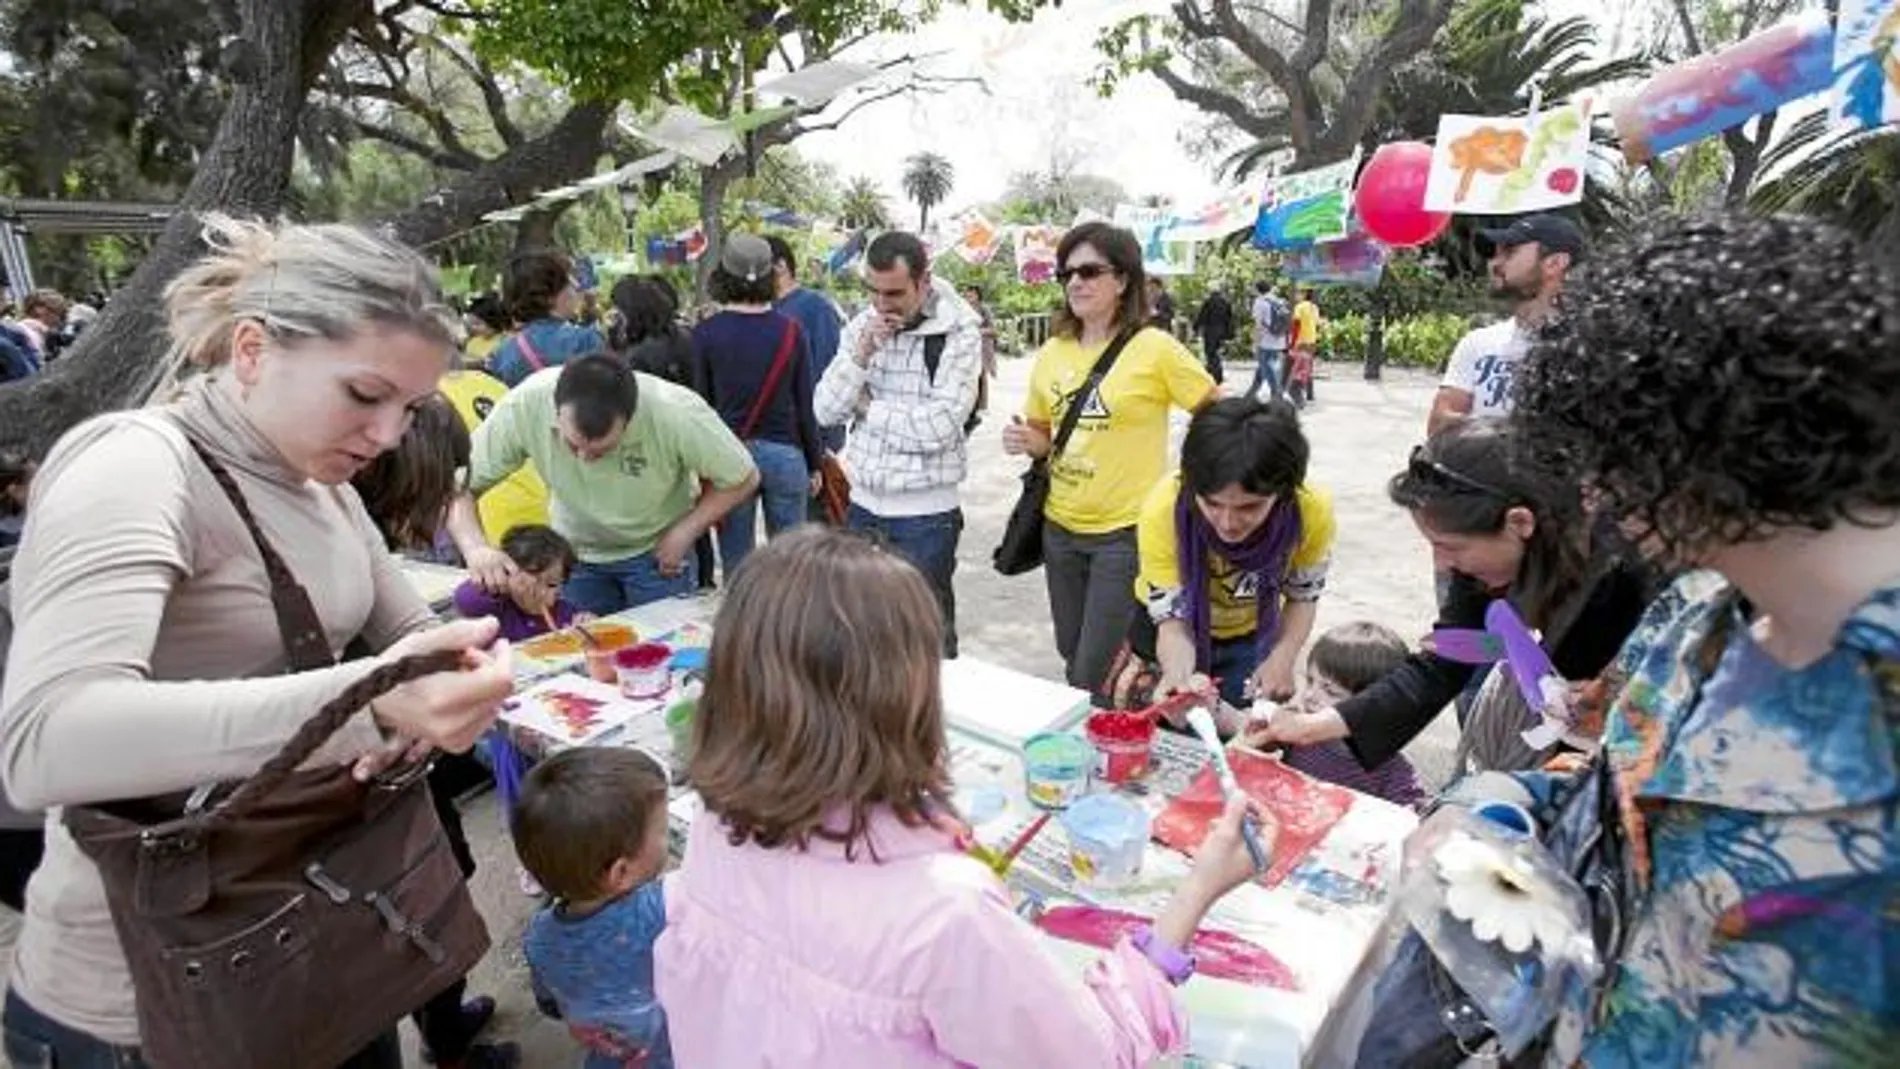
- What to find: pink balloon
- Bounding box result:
[1353,142,1452,249]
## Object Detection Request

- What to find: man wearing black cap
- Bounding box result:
[1427,213,1583,436]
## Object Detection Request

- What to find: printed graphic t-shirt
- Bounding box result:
[1440,318,1532,418]
[1024,327,1216,535]
[1135,473,1336,640]
[526,882,673,1068]
[468,368,755,562]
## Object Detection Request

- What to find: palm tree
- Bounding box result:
[1750,114,1900,256]
[839,175,891,230]
[901,152,955,232]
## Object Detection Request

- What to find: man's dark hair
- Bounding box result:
[500,524,578,577]
[554,354,639,440]
[1253,280,1270,295]
[866,231,928,280]
[765,234,798,279]
[708,264,776,304]
[1180,396,1309,500]
[503,248,573,323]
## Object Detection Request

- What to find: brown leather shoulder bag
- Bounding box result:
[63,436,489,1069]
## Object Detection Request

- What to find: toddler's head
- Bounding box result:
[692,526,951,857]
[513,747,670,905]
[1300,621,1409,712]
[500,524,577,612]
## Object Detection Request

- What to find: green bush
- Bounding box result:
[1317,312,1468,370]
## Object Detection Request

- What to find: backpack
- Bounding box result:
[1263,298,1290,338]
[920,333,983,437]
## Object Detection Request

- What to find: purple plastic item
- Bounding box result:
[1429,601,1559,712]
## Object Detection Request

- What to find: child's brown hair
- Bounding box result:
[1307,620,1410,694]
[513,748,669,902]
[690,526,951,858]
[501,524,578,579]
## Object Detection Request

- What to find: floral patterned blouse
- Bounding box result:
[1529,571,1899,1067]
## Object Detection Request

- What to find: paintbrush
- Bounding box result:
[988,811,1054,878]
[1185,706,1270,875]
[572,622,604,650]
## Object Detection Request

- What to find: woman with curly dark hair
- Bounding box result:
[1248,419,1661,776]
[1467,214,1900,1066]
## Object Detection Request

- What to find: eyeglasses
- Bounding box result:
[1056,263,1118,285]
[1408,445,1512,499]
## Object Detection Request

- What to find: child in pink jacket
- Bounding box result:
[654,527,1268,1067]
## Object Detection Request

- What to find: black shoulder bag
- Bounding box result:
[991,327,1138,576]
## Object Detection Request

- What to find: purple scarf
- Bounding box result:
[1175,488,1304,672]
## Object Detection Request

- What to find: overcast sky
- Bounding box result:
[793,0,1652,219]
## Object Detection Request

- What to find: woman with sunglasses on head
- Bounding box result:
[1003,223,1217,696]
[1247,418,1661,778]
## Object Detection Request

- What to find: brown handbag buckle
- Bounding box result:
[135,825,212,917]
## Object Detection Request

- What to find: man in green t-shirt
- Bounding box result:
[447,354,758,615]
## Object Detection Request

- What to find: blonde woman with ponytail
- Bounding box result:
[0,216,518,1068]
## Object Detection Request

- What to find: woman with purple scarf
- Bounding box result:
[1124,397,1336,719]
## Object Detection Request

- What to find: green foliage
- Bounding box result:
[901,151,955,230]
[1750,114,1900,252]
[1321,312,1471,370]
[839,175,891,229]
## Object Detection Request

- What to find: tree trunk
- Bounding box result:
[0,0,368,455]
[694,159,742,300]
[385,100,615,251]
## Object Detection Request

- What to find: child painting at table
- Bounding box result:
[1276,621,1427,809]
[453,524,587,640]
[655,526,1269,1067]
[515,747,675,1069]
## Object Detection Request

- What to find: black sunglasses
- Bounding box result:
[1408,445,1512,499]
[1056,263,1119,285]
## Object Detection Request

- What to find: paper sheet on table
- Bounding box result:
[939,658,1090,749]
[1153,751,1356,887]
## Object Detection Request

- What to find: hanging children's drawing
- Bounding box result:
[1833,0,1900,130]
[1423,99,1591,214]
[1251,151,1360,249]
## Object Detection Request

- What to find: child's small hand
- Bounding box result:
[572,611,598,625]
[1242,705,1348,750]
[1187,795,1277,899]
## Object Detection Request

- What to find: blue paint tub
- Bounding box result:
[1062,793,1149,891]
[1022,732,1092,810]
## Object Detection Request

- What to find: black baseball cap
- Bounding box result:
[1476,213,1586,260]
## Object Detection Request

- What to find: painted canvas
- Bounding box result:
[1251,151,1360,249]
[1036,905,1299,990]
[1153,750,1356,887]
[1283,232,1388,288]
[1166,186,1266,243]
[502,675,657,748]
[1833,0,1900,130]
[1015,225,1060,284]
[1423,100,1592,214]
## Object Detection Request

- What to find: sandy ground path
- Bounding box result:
[0,356,1452,1067]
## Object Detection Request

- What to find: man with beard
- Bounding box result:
[1427,214,1583,436]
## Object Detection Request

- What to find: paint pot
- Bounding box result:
[614,642,673,700]
[665,697,696,766]
[1085,710,1157,785]
[1061,793,1149,891]
[1022,733,1093,810]
[1474,800,1537,839]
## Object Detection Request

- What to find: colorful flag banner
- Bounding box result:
[1252,151,1360,249]
[1165,186,1266,243]
[950,211,1004,265]
[1423,101,1591,214]
[1283,234,1388,288]
[1614,13,1833,163]
[1015,224,1061,284]
[1113,205,1195,276]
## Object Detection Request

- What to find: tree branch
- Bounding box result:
[1670,0,1705,55]
[1290,0,1334,75]
[1152,64,1284,140]
[342,113,483,170]
[428,34,525,147]
[1314,0,1453,163]
[1203,0,1314,149]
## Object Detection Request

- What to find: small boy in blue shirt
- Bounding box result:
[514,748,673,1068]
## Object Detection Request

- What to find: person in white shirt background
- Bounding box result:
[1428,213,1583,436]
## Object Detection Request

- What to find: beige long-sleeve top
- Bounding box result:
[0,374,435,1044]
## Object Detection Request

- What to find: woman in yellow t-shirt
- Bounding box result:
[1129,396,1334,713]
[1004,222,1217,694]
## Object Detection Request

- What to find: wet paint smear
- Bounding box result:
[1153,749,1355,887]
[1035,904,1300,990]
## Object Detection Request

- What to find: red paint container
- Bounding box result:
[614,642,673,699]
[1086,710,1157,784]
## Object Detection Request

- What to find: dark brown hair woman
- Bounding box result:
[1002,221,1218,698]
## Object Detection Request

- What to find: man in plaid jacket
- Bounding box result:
[814,232,984,656]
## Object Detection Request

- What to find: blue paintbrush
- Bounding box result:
[1185,707,1269,874]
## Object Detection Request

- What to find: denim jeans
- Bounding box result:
[1042,522,1140,697]
[566,549,699,616]
[1250,347,1285,399]
[2,991,401,1069]
[846,504,961,657]
[718,439,810,582]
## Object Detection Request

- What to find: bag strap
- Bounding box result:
[1050,327,1139,460]
[737,319,799,441]
[922,332,948,382]
[183,438,334,674]
[515,331,548,372]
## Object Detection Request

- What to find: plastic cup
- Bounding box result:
[665,698,696,765]
[1062,793,1150,890]
[1084,711,1157,785]
[1474,800,1537,838]
[614,642,673,700]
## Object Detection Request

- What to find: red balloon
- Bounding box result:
[1353,141,1451,249]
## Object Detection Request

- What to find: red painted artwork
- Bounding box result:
[1035,905,1299,990]
[1152,750,1355,887]
[539,689,609,739]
